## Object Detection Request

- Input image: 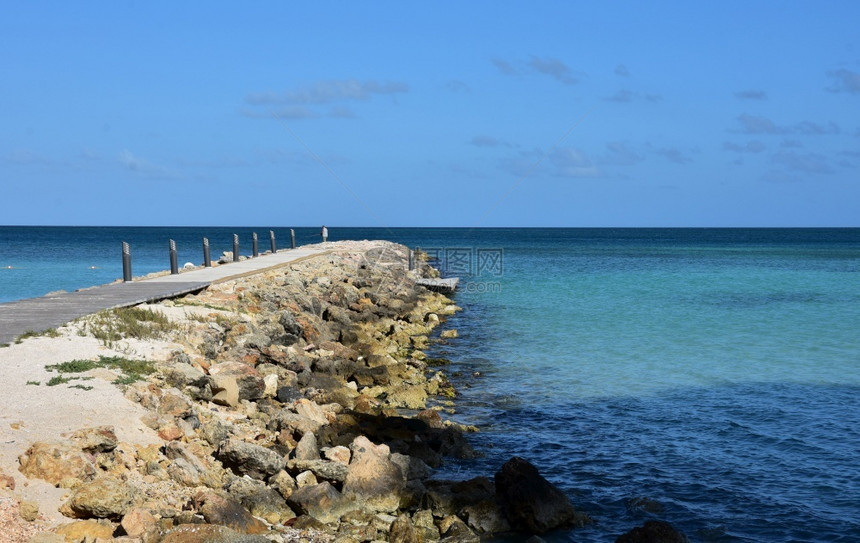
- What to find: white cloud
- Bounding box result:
[826,69,860,94]
[600,141,643,166]
[246,79,408,106]
[772,151,833,174]
[118,150,176,179]
[549,147,599,177]
[527,55,577,85]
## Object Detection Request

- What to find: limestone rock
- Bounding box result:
[60,475,137,519]
[18,442,96,487]
[226,477,296,525]
[494,456,583,534]
[69,426,118,453]
[324,445,351,465]
[461,499,511,535]
[164,441,223,488]
[275,385,303,404]
[194,491,267,534]
[438,515,480,542]
[615,520,689,543]
[287,481,356,524]
[19,500,39,522]
[121,507,158,539]
[294,399,329,426]
[53,520,114,541]
[270,470,297,500]
[217,438,286,480]
[293,432,319,461]
[389,513,420,543]
[342,436,405,513]
[385,383,428,409]
[209,362,265,401]
[210,375,239,407]
[289,459,349,484]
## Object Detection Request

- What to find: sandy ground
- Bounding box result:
[0,321,178,525]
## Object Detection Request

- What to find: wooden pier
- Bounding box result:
[0,246,327,345]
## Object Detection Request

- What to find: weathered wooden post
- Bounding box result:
[203,237,211,267]
[252,232,259,257]
[169,239,179,274]
[408,248,415,271]
[269,230,277,253]
[122,242,132,282]
[233,234,240,262]
[290,229,296,249]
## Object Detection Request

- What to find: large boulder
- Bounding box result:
[194,491,268,534]
[287,481,357,524]
[59,475,137,519]
[494,456,586,534]
[226,477,296,525]
[164,441,224,488]
[18,442,95,487]
[53,520,114,541]
[615,520,689,543]
[342,436,405,513]
[278,311,304,345]
[209,362,265,401]
[217,438,286,480]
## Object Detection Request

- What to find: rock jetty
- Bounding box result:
[6,240,669,542]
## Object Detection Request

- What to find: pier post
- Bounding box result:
[269,230,276,253]
[408,248,415,271]
[290,229,296,249]
[122,242,132,282]
[169,239,178,275]
[252,232,259,257]
[233,234,240,262]
[203,237,211,267]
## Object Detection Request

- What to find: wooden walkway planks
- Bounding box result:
[0,246,328,345]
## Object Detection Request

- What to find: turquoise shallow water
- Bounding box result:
[2,227,859,541]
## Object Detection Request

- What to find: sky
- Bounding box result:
[2,2,859,227]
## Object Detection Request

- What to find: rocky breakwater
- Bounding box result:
[16,240,600,542]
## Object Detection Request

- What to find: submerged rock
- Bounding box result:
[494,456,588,534]
[615,520,689,543]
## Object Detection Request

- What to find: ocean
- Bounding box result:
[2,226,859,541]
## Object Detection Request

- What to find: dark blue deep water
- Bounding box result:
[2,227,859,541]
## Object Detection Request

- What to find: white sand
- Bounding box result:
[0,323,172,521]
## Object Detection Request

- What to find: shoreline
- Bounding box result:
[0,240,597,542]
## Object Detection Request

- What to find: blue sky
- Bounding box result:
[2,2,859,227]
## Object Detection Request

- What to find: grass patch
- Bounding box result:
[26,380,40,386]
[69,384,94,391]
[15,328,61,343]
[47,375,74,386]
[82,306,178,346]
[46,355,157,385]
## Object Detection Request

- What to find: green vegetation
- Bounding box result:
[15,328,61,343]
[70,384,94,391]
[47,375,73,386]
[46,355,157,385]
[26,380,40,386]
[81,306,177,346]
